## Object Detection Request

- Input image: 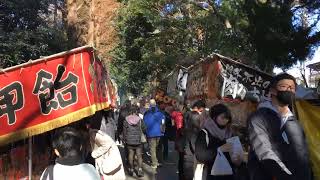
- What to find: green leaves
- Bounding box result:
[245,0,320,71]
[0,0,68,68]
[111,0,320,94]
[111,0,251,94]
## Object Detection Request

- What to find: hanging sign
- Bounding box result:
[0,46,116,146]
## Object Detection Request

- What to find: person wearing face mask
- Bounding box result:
[194,104,242,180]
[143,99,166,169]
[247,73,312,180]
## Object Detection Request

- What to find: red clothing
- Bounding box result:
[171,111,184,152]
[171,111,183,130]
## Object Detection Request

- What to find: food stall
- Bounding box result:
[0,46,116,179]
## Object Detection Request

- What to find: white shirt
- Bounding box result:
[40,163,100,180]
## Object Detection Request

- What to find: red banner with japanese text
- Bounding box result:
[0,46,115,146]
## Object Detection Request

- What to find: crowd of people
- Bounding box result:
[40,73,313,180]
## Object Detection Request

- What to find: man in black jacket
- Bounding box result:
[182,99,206,180]
[247,73,312,180]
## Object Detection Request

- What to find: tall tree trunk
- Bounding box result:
[54,0,58,23]
[300,7,309,87]
[65,0,120,62]
[88,0,95,46]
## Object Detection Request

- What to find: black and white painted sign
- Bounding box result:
[220,61,272,102]
[176,69,188,91]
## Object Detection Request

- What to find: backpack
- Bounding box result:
[193,129,209,180]
[41,165,54,180]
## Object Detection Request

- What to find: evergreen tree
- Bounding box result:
[0,0,68,68]
[111,0,320,94]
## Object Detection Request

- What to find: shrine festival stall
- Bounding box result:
[162,53,273,149]
[162,53,320,178]
[0,46,117,179]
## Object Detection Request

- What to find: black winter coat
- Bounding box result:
[247,107,311,180]
[117,107,129,135]
[183,111,201,153]
[195,129,235,180]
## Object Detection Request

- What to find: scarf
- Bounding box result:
[203,117,232,141]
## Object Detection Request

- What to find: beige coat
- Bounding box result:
[89,129,125,180]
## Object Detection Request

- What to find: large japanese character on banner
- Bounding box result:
[0,82,24,125]
[33,65,79,114]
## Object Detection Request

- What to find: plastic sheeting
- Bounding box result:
[296,100,320,180]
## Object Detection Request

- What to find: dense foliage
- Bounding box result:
[111,0,320,94]
[1,0,319,94]
[0,0,68,68]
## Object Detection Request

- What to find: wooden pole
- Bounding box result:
[28,137,32,180]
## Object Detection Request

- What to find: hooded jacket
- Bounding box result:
[123,114,146,145]
[143,106,165,138]
[247,101,311,180]
[171,111,183,130]
[89,129,125,180]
